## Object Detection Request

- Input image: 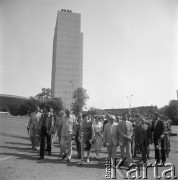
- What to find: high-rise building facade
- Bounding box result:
[51,9,83,108]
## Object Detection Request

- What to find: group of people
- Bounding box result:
[27,104,172,167]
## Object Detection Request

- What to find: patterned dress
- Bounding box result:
[80,120,92,150]
[93,121,103,151]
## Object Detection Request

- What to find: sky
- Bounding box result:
[0,0,178,109]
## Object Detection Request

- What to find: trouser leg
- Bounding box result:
[30,135,34,148]
[111,145,117,162]
[67,136,72,159]
[107,145,112,159]
[75,135,81,156]
[126,141,132,166]
[154,140,160,163]
[140,143,147,163]
[40,126,45,157]
[120,143,125,161]
[61,136,66,154]
[46,132,51,153]
[161,139,166,163]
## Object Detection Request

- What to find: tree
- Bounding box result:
[71,87,89,116]
[88,107,99,116]
[35,88,51,101]
[0,104,10,112]
[166,100,178,125]
[7,104,19,116]
[159,105,168,115]
[41,97,63,114]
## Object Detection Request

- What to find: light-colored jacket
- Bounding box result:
[118,120,133,143]
[103,122,119,146]
[61,115,76,137]
[28,112,41,130]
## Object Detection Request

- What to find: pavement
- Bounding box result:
[0,116,178,180]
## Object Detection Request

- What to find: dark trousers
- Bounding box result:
[40,126,51,158]
[75,133,81,156]
[154,138,166,163]
[139,142,149,163]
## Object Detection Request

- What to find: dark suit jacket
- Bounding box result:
[135,123,151,145]
[151,119,165,141]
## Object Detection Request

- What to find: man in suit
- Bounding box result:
[38,104,53,160]
[133,114,140,158]
[75,113,82,159]
[151,112,166,165]
[118,114,133,167]
[135,117,151,164]
[103,115,119,163]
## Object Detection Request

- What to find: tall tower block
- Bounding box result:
[51,9,83,108]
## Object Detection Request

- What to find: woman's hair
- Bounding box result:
[82,113,88,119]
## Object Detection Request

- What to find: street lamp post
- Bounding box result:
[127,95,133,113]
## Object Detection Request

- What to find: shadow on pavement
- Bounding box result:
[0,145,37,154]
[5,142,31,146]
[0,132,29,140]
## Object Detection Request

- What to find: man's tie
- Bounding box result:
[124,121,127,135]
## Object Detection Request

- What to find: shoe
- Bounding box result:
[66,157,71,162]
[154,161,162,166]
[79,160,84,165]
[38,157,44,160]
[86,158,90,163]
[95,156,99,160]
[62,153,67,160]
[143,162,147,166]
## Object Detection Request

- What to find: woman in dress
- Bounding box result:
[54,110,65,156]
[93,116,103,160]
[79,113,93,164]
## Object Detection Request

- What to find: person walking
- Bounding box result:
[151,112,166,165]
[79,113,93,164]
[93,116,103,160]
[135,117,151,164]
[38,104,52,160]
[60,109,76,162]
[103,115,119,166]
[164,116,171,158]
[118,114,133,167]
[75,113,82,159]
[54,110,65,156]
[28,106,41,150]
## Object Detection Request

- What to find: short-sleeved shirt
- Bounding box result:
[61,115,76,137]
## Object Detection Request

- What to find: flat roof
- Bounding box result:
[0,94,29,100]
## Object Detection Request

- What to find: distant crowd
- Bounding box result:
[27,104,172,167]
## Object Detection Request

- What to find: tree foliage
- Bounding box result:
[88,107,99,116]
[35,88,51,101]
[71,87,89,116]
[40,97,63,114]
[19,97,39,116]
[159,100,178,125]
[18,88,64,116]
